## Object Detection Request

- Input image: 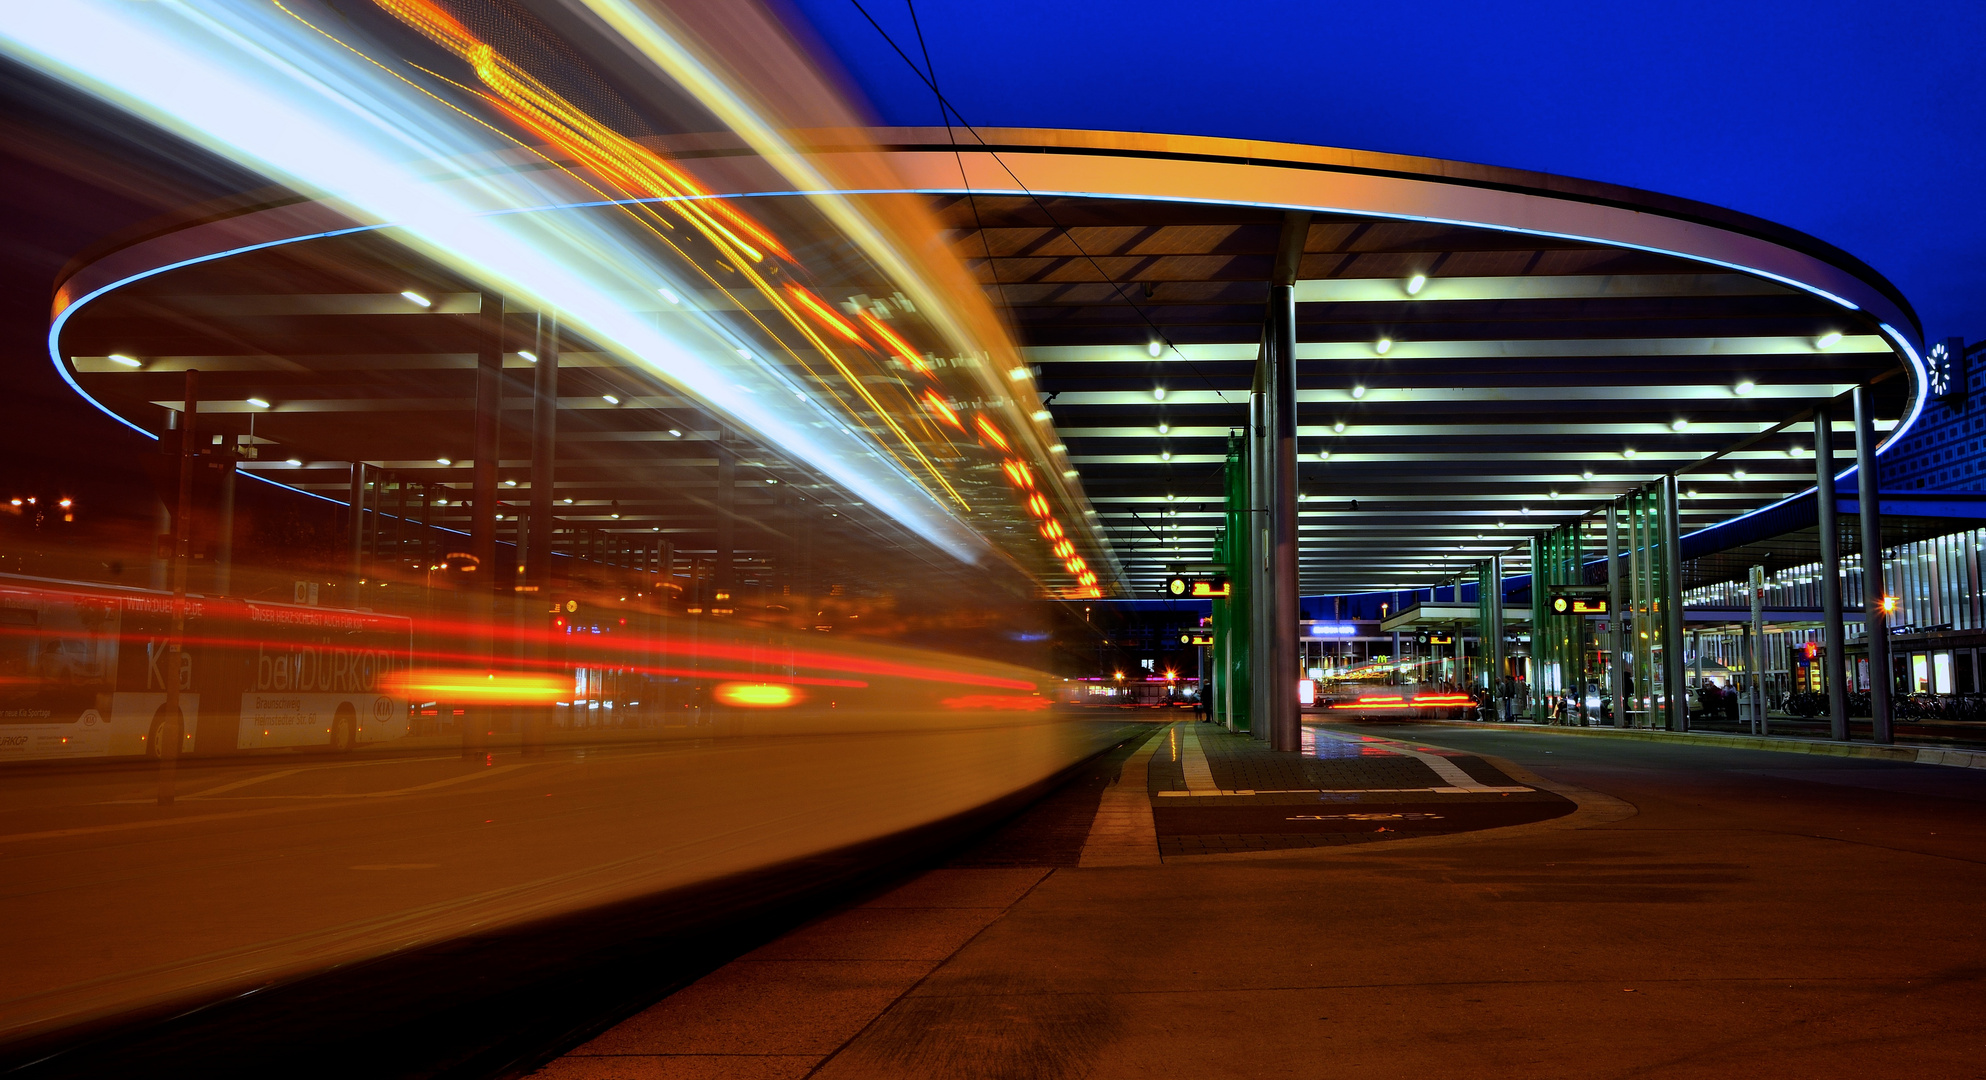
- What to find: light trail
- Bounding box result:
[0,0,1096,578]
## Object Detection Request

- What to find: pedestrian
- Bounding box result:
[1500,673,1516,722]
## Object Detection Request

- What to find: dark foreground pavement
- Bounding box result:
[536,719,1986,1079]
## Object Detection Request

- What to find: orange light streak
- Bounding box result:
[384,670,566,704]
[941,694,1050,711]
[922,389,964,430]
[856,310,928,372]
[713,682,801,708]
[785,284,862,342]
[976,418,1011,451]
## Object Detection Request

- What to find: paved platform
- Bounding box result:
[532,719,1986,1079]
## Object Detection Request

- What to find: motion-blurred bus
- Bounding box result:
[0,574,412,761]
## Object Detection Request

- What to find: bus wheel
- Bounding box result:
[328,708,356,753]
[147,706,184,761]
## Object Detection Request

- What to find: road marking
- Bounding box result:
[1310,729,1531,793]
[99,754,478,805]
[187,763,530,799]
[1156,786,1512,797]
[1179,724,1219,794]
[1287,812,1444,821]
[0,806,302,845]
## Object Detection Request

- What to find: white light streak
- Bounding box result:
[0,0,994,564]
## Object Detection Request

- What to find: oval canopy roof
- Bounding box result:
[52,127,1922,596]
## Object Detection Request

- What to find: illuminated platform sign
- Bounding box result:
[1551,595,1610,615]
[1165,574,1230,598]
[1307,622,1358,637]
[1178,632,1216,646]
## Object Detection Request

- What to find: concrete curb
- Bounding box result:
[1413,719,1986,770]
[1159,746,1637,864]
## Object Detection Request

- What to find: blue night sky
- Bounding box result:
[790,0,1985,344]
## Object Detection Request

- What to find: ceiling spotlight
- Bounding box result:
[245,398,270,409]
[1406,274,1426,296]
[1153,387,1167,401]
[1790,445,1805,457]
[766,478,779,484]
[1671,418,1689,431]
[518,350,538,363]
[1816,331,1843,349]
[436,457,452,465]
[1166,492,1176,501]
[400,290,432,308]
[1032,409,1053,422]
[108,353,141,368]
[657,286,681,304]
[434,497,447,506]
[1008,366,1032,381]
[1622,448,1637,459]
[668,428,683,437]
[1581,469,1594,480]
[1317,450,1331,460]
[1063,469,1080,478]
[1734,380,1755,395]
[1158,422,1170,435]
[504,479,518,487]
[1686,489,1700,499]
[1376,338,1393,355]
[1333,421,1346,433]
[1147,340,1163,358]
[1050,443,1067,453]
[603,394,620,405]
[1734,469,1748,479]
[1160,450,1172,461]
[286,458,302,466]
[564,497,574,504]
[1520,506,1530,515]
[1548,490,1559,500]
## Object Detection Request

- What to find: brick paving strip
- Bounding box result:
[1074,724,1169,867]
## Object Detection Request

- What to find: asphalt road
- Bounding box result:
[0,718,1132,1076]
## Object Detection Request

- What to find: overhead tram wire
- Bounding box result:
[847,0,1235,408]
[902,0,1010,333]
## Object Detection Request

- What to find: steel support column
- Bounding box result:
[215,436,236,595]
[1853,386,1892,743]
[347,461,366,594]
[715,431,737,609]
[1814,404,1848,740]
[1659,475,1687,731]
[1607,504,1625,726]
[1529,535,1545,722]
[159,369,199,803]
[1267,280,1300,752]
[1248,362,1268,739]
[1749,564,1767,735]
[470,294,503,595]
[526,313,559,591]
[1489,555,1505,707]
